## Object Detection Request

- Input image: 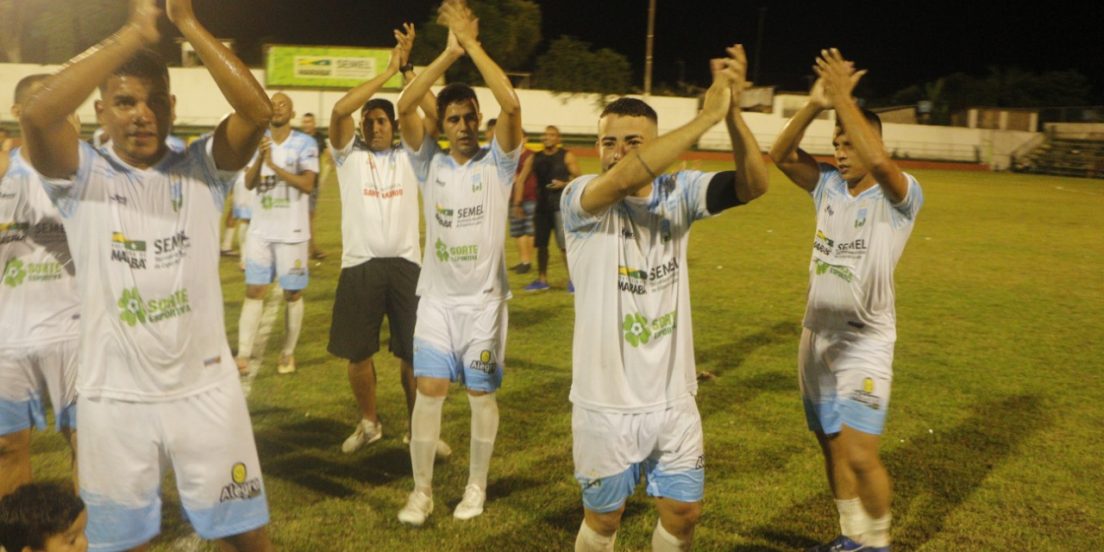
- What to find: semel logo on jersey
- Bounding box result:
[152,231,191,269]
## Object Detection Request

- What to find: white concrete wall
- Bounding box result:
[0,63,1039,166]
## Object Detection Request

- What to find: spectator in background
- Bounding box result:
[524,125,580,292]
[301,112,332,260]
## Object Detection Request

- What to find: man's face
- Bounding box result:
[597,114,656,173]
[271,94,294,127]
[301,115,316,135]
[41,509,89,552]
[361,108,394,152]
[96,75,173,166]
[542,127,560,149]
[442,100,481,158]
[832,127,869,183]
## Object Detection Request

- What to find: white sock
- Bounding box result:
[411,391,445,494]
[651,519,690,551]
[282,298,304,357]
[237,298,264,360]
[467,393,499,490]
[221,224,235,250]
[237,221,249,249]
[865,513,891,548]
[835,497,865,541]
[575,520,616,552]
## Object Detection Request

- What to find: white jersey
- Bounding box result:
[248,130,319,243]
[42,138,240,401]
[331,138,420,268]
[562,171,716,413]
[804,164,923,342]
[405,135,520,302]
[231,167,255,212]
[0,150,80,348]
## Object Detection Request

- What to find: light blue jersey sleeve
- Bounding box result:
[40,141,98,219]
[811,163,840,211]
[672,169,714,222]
[294,134,320,174]
[191,134,240,210]
[489,137,522,186]
[890,173,923,226]
[561,174,604,239]
[402,134,439,186]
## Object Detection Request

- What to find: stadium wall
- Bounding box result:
[0,64,1036,168]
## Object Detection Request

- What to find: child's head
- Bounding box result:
[0,482,87,552]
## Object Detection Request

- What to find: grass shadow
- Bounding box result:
[745,393,1047,550]
[697,320,801,378]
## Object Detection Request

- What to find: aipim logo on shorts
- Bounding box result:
[220,462,262,503]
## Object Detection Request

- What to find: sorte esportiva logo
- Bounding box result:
[3,258,26,287]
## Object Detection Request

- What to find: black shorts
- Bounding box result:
[328,258,420,363]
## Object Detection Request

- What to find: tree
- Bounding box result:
[12,0,128,64]
[533,36,632,97]
[411,0,541,85]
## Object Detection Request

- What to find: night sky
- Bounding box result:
[184,0,1103,99]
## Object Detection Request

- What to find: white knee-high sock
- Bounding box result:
[237,298,264,359]
[411,391,445,494]
[221,223,236,250]
[575,520,616,552]
[652,519,691,551]
[865,513,891,548]
[467,393,499,490]
[836,497,865,541]
[282,298,304,357]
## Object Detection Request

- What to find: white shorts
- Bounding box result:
[244,238,308,290]
[799,328,894,435]
[0,339,78,434]
[412,298,507,393]
[572,397,705,513]
[78,378,268,550]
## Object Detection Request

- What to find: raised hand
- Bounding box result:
[395,23,415,66]
[128,0,161,45]
[165,0,196,27]
[808,77,831,109]
[438,0,480,49]
[813,48,867,105]
[702,58,734,121]
[724,44,749,105]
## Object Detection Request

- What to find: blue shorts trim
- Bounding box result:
[278,271,308,291]
[412,338,502,393]
[803,397,886,436]
[232,206,252,219]
[244,260,274,286]
[644,462,705,503]
[578,464,640,513]
[186,490,270,540]
[83,490,161,552]
[0,396,35,434]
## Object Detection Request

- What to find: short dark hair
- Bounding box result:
[361,98,396,124]
[436,83,479,123]
[14,74,50,105]
[0,482,85,551]
[99,48,169,93]
[600,98,658,124]
[486,118,497,129]
[836,108,883,135]
[302,112,315,118]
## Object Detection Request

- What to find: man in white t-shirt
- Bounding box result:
[326,23,449,459]
[769,49,923,552]
[19,1,275,549]
[0,74,81,498]
[563,46,769,552]
[236,92,319,376]
[393,0,524,526]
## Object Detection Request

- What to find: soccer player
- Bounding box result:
[522,125,580,292]
[327,23,450,459]
[768,48,923,552]
[0,75,80,498]
[220,167,254,257]
[563,45,768,552]
[393,0,523,525]
[237,91,319,376]
[0,481,88,552]
[300,111,330,260]
[19,0,275,549]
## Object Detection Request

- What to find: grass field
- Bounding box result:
[28,160,1104,551]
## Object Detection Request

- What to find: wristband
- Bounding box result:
[399,63,414,74]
